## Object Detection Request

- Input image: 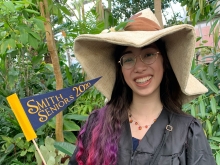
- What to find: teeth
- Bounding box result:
[135,76,152,83]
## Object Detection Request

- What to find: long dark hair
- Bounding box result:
[75,39,183,165]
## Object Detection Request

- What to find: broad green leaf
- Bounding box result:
[217,114,220,125]
[190,104,196,117]
[209,137,220,142]
[60,6,71,16]
[5,144,14,153]
[28,33,38,49]
[192,0,197,8]
[44,64,54,72]
[217,69,220,80]
[216,152,220,165]
[63,120,80,131]
[65,65,73,85]
[208,62,214,76]
[31,54,43,66]
[199,96,205,119]
[24,9,40,15]
[210,96,217,115]
[6,38,16,50]
[196,36,202,42]
[29,32,41,40]
[200,69,207,83]
[115,20,133,31]
[209,19,218,35]
[64,131,76,143]
[3,1,15,12]
[32,18,45,31]
[20,32,28,44]
[206,120,212,136]
[1,41,8,54]
[64,114,88,121]
[54,141,76,156]
[214,24,220,47]
[206,80,219,94]
[209,143,219,150]
[195,9,200,24]
[20,150,27,156]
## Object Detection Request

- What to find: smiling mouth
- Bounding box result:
[135,76,152,83]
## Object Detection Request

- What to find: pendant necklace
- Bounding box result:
[128,113,157,130]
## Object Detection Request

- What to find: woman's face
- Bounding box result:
[120,44,164,98]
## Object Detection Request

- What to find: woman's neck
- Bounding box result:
[130,93,163,118]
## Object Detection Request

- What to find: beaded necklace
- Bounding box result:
[129,113,157,130]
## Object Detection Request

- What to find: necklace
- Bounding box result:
[128,113,157,130]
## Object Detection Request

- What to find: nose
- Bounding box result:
[133,55,148,72]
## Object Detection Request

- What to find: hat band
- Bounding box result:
[124,17,161,31]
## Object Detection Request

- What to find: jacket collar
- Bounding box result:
[119,109,170,153]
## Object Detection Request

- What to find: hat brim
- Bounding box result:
[74,24,208,103]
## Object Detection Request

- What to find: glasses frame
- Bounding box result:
[118,52,160,69]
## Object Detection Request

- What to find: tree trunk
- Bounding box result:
[39,1,64,142]
[154,0,164,28]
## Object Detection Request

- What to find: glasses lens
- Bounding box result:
[121,54,135,69]
[141,53,157,65]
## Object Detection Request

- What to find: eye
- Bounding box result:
[143,53,155,59]
[122,54,135,64]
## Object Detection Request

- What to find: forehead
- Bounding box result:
[124,43,159,53]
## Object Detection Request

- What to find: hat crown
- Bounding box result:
[133,8,161,28]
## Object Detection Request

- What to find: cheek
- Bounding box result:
[121,69,131,83]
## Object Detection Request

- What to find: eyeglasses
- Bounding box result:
[118,52,160,69]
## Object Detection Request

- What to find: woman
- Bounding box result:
[69,9,215,165]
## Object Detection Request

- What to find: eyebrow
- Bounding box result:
[121,44,158,56]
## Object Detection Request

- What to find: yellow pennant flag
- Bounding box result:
[7,93,37,141]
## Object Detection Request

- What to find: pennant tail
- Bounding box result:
[7,93,37,141]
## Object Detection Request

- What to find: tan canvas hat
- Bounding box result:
[74,8,208,104]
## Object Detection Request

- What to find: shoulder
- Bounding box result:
[166,110,196,128]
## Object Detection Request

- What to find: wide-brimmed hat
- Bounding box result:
[74,8,208,103]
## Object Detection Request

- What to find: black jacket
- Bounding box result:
[69,109,216,165]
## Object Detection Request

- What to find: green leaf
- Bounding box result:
[64,114,88,121]
[195,9,200,24]
[218,69,220,80]
[32,54,43,66]
[208,62,214,76]
[216,152,220,165]
[115,20,133,31]
[20,32,28,44]
[64,131,76,143]
[24,9,40,15]
[3,1,15,12]
[28,33,38,49]
[54,141,76,156]
[210,96,217,115]
[206,80,219,94]
[32,18,45,31]
[217,114,220,125]
[60,6,71,16]
[190,104,196,117]
[5,144,14,153]
[6,38,16,50]
[206,120,212,136]
[209,137,220,142]
[65,65,73,85]
[63,120,80,131]
[214,24,220,47]
[209,143,219,150]
[20,150,27,156]
[29,32,41,40]
[209,19,218,35]
[199,96,205,119]
[196,36,202,42]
